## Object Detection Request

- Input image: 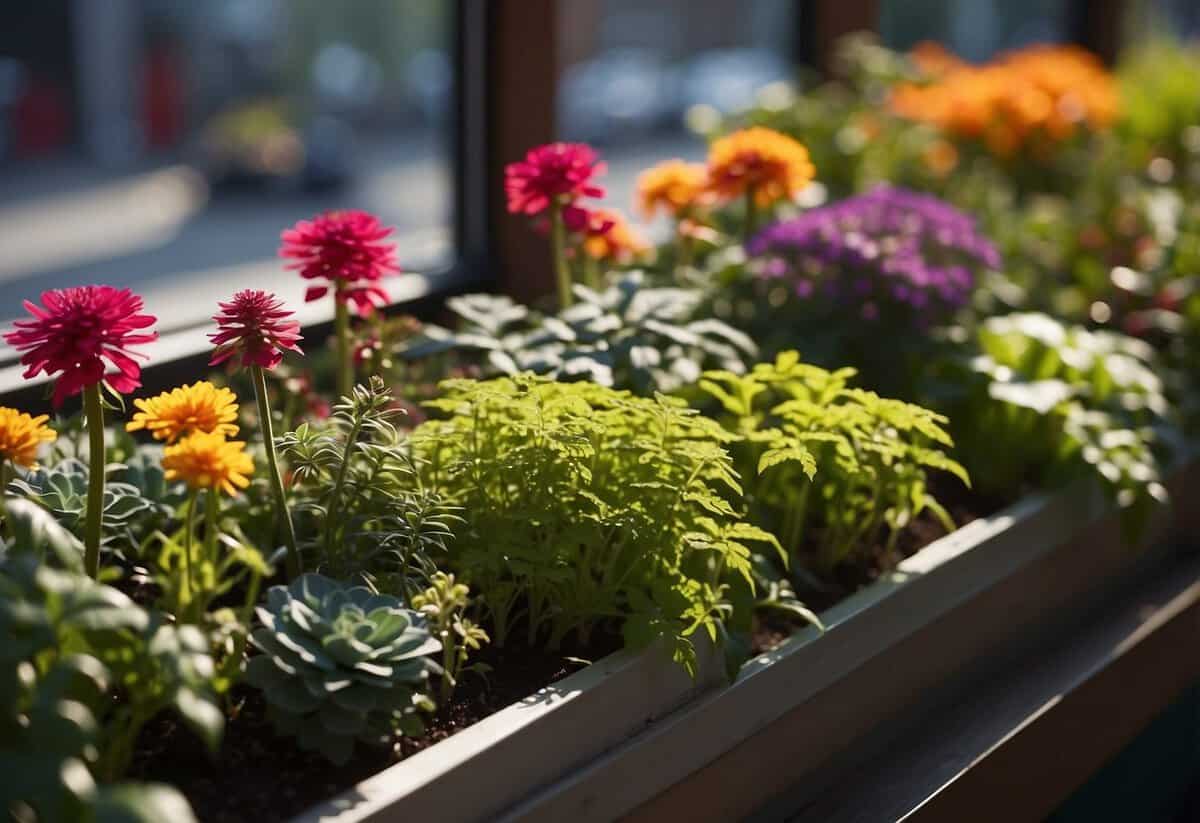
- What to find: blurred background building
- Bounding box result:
[0,0,1193,336]
[0,0,453,333]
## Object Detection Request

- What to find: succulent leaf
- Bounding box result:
[247,573,438,763]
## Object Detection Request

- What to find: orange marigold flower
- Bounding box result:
[636,160,710,219]
[162,431,254,496]
[126,381,239,443]
[706,127,815,207]
[890,43,1118,158]
[580,208,650,264]
[910,41,966,76]
[0,407,56,468]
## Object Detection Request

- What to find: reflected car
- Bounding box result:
[559,48,673,144]
[193,100,352,193]
[677,48,792,116]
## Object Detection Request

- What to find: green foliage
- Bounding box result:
[701,351,967,573]
[244,573,439,765]
[411,572,490,703]
[403,272,756,394]
[933,313,1172,535]
[1116,37,1200,180]
[278,377,460,592]
[1,497,85,571]
[11,459,155,551]
[150,518,269,627]
[413,374,777,673]
[0,557,205,821]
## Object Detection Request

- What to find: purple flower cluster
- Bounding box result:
[746,186,1001,325]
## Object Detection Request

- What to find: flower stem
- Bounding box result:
[183,488,197,605]
[583,255,601,291]
[333,284,352,399]
[203,487,220,565]
[83,384,105,579]
[551,206,573,310]
[676,220,694,284]
[743,187,759,246]
[323,413,364,561]
[252,365,302,579]
[0,460,12,540]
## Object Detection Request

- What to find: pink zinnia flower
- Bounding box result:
[209,290,303,370]
[505,142,606,216]
[279,210,399,316]
[4,286,157,407]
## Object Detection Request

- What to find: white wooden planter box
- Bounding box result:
[293,456,1199,823]
[292,628,725,822]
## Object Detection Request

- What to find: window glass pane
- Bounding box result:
[558,0,798,228]
[0,0,453,332]
[880,0,1070,61]
[1149,0,1200,36]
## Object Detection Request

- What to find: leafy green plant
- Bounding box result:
[10,458,157,550]
[0,556,208,821]
[277,377,460,592]
[403,272,756,394]
[94,616,223,782]
[244,573,439,765]
[1,497,84,570]
[150,517,269,634]
[701,351,968,574]
[413,374,779,675]
[411,572,490,702]
[1116,37,1200,184]
[931,313,1173,537]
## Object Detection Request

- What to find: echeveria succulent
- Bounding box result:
[245,573,440,764]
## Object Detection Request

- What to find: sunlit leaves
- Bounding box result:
[412,373,756,669]
[278,378,460,591]
[0,557,213,819]
[946,312,1175,532]
[702,351,967,573]
[758,445,817,479]
[403,272,757,395]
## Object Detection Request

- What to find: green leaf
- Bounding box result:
[4,498,84,571]
[172,687,224,752]
[93,783,199,823]
[758,445,817,479]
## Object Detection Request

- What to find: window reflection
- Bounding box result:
[879,0,1069,62]
[1152,0,1200,36]
[558,0,797,226]
[0,0,453,332]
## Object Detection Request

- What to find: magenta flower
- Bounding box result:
[279,210,399,316]
[4,286,157,407]
[505,143,606,216]
[209,290,303,370]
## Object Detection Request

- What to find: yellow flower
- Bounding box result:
[636,160,710,219]
[0,407,56,468]
[706,127,815,207]
[162,431,254,496]
[126,381,239,443]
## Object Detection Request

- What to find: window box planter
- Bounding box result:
[291,633,726,822]
[290,455,1199,823]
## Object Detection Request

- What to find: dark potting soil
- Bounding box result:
[127,632,620,823]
